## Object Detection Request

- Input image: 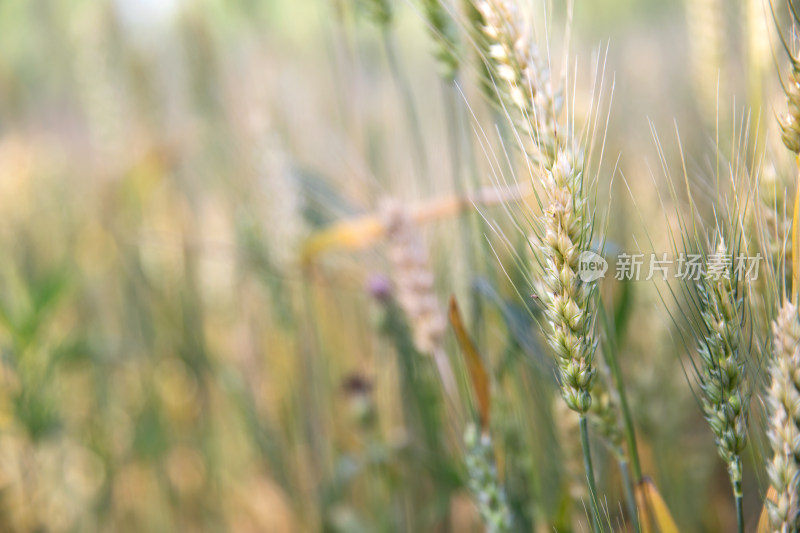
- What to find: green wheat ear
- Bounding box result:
[470,1,608,530]
[464,424,513,533]
[421,0,460,81]
[647,115,760,533]
[696,238,748,510]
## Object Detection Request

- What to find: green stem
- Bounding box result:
[579,415,603,533]
[440,78,487,349]
[735,491,743,533]
[441,79,462,190]
[619,458,639,533]
[598,302,642,482]
[381,29,429,182]
[732,456,743,533]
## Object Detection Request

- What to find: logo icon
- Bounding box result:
[578,251,608,282]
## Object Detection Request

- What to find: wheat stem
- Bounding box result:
[597,299,641,532]
[598,302,642,480]
[619,459,638,533]
[381,29,429,181]
[730,454,743,533]
[579,415,602,533]
[734,472,744,533]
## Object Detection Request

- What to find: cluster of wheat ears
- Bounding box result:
[300,0,800,531]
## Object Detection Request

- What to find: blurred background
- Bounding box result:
[0,0,790,531]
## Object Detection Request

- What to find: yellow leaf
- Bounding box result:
[448,296,490,430]
[299,185,536,262]
[756,486,776,533]
[635,477,680,533]
[301,216,385,263]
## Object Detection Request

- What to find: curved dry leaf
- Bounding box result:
[448,296,490,430]
[635,477,680,533]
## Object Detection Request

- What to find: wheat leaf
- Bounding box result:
[448,296,490,430]
[635,477,680,533]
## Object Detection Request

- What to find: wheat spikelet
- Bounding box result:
[464,424,513,533]
[589,359,625,459]
[381,198,457,396]
[757,164,793,290]
[536,151,598,413]
[552,396,587,502]
[697,238,748,496]
[767,300,800,532]
[475,0,597,415]
[422,0,460,81]
[471,3,606,527]
[359,0,392,26]
[780,61,800,153]
[475,0,560,163]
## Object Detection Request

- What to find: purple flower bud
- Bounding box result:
[366,273,392,302]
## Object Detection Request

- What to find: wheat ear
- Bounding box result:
[476,0,560,164]
[756,164,792,293]
[780,62,800,154]
[421,0,459,81]
[767,300,800,532]
[477,0,596,416]
[475,1,602,529]
[381,198,457,399]
[697,238,748,531]
[464,424,513,533]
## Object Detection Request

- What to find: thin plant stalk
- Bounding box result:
[381,29,429,182]
[734,458,743,533]
[441,78,483,340]
[619,459,638,533]
[598,302,641,532]
[598,302,642,482]
[579,416,602,533]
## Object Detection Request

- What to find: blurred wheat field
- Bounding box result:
[1,0,799,531]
